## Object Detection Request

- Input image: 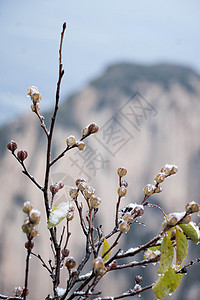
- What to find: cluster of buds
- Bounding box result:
[162,202,200,231]
[143,164,178,197]
[7,141,28,162]
[81,122,99,137]
[120,203,144,233]
[75,178,101,208]
[185,201,200,214]
[122,203,144,218]
[160,164,178,177]
[66,135,85,151]
[162,202,200,229]
[50,181,64,195]
[93,257,106,276]
[117,168,128,198]
[22,201,40,248]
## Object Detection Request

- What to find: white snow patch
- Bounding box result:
[55,287,65,296]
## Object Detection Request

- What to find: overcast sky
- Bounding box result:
[0,0,200,124]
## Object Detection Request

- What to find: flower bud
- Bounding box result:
[84,186,95,199]
[32,93,42,104]
[81,126,89,137]
[171,165,178,175]
[29,209,41,225]
[61,248,70,257]
[7,140,17,152]
[30,227,38,238]
[50,183,59,194]
[133,206,144,217]
[66,135,76,147]
[90,195,101,208]
[93,257,106,276]
[58,181,64,189]
[160,164,178,176]
[25,241,34,250]
[119,221,130,233]
[22,224,33,235]
[117,186,127,197]
[69,187,79,199]
[17,150,28,161]
[14,287,23,297]
[22,201,33,214]
[122,212,133,223]
[88,123,99,134]
[76,141,85,151]
[117,167,127,177]
[23,288,29,296]
[27,86,42,103]
[76,178,86,187]
[78,180,87,191]
[27,86,39,95]
[135,275,143,284]
[166,214,178,226]
[110,260,118,270]
[154,186,163,193]
[65,257,77,270]
[145,249,159,259]
[67,211,74,221]
[181,215,192,224]
[154,173,165,184]
[185,202,199,213]
[143,184,155,196]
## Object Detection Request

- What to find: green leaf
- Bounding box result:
[176,228,188,265]
[101,238,111,262]
[179,222,199,244]
[144,245,161,259]
[48,201,70,229]
[153,266,183,299]
[158,235,174,274]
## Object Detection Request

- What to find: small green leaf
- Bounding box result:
[158,235,174,274]
[48,201,70,229]
[179,222,199,244]
[101,238,111,262]
[176,228,188,265]
[153,266,183,299]
[144,245,161,259]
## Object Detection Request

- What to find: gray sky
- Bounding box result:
[0,0,200,124]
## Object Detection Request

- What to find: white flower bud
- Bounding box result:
[66,135,76,147]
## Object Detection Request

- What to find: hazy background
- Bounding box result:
[0,0,200,124]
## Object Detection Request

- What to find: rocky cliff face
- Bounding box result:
[0,63,200,299]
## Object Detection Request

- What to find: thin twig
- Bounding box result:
[12,153,43,191]
[31,252,52,274]
[23,246,31,300]
[33,103,49,137]
[96,283,154,300]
